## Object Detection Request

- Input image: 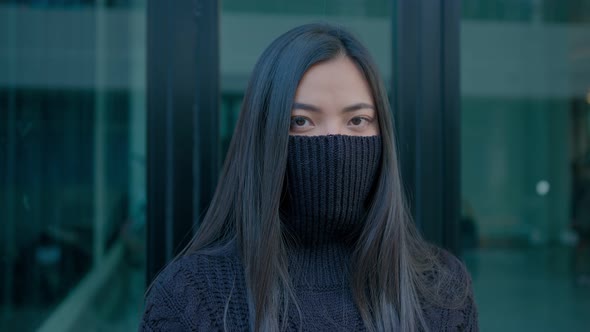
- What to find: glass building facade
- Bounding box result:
[1,1,147,331]
[0,0,589,331]
[460,1,590,330]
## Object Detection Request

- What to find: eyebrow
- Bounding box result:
[293,102,375,113]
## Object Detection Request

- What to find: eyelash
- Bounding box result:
[348,116,373,126]
[289,116,374,129]
[290,116,312,128]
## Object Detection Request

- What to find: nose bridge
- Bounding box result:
[324,116,343,135]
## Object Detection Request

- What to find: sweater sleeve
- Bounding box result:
[425,250,479,332]
[457,268,479,332]
[138,258,216,332]
[138,280,188,331]
[446,253,479,332]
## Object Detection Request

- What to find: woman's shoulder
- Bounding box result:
[157,245,243,288]
[436,248,472,286]
[151,243,245,299]
[420,247,472,290]
[139,245,245,331]
[421,248,479,331]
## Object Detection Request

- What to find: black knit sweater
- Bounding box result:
[139,136,478,331]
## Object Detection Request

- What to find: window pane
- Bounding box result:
[461,1,590,330]
[0,1,146,331]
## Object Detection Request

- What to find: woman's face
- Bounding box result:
[290,56,379,136]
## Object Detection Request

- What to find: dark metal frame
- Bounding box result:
[146,0,219,285]
[392,0,461,254]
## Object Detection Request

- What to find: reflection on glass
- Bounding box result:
[461,1,590,331]
[0,2,146,331]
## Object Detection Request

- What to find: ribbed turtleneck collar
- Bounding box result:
[282,135,381,245]
[281,135,381,288]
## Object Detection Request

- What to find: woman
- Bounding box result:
[139,23,478,332]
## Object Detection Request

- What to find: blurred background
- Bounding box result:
[0,0,589,331]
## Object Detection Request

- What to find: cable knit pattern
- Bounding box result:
[139,135,478,331]
[139,249,478,331]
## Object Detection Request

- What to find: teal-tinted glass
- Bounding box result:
[461,0,590,330]
[463,0,590,23]
[0,2,146,331]
[222,0,390,17]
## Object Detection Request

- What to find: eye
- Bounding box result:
[290,116,313,130]
[348,116,373,127]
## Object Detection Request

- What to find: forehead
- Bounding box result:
[294,56,374,107]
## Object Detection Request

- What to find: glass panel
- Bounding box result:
[222,0,390,17]
[461,1,590,330]
[220,0,392,154]
[462,0,590,23]
[0,1,146,331]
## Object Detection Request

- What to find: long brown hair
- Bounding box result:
[179,23,468,331]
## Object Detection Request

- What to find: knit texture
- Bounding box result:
[281,135,380,331]
[282,135,381,246]
[139,135,479,331]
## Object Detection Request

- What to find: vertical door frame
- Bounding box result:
[146,0,220,285]
[391,0,461,254]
